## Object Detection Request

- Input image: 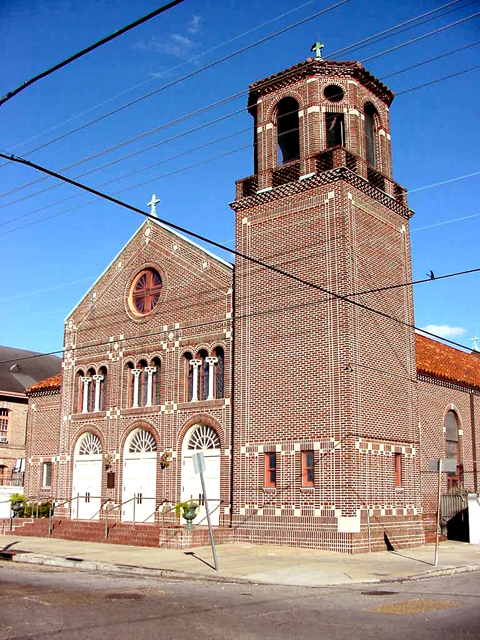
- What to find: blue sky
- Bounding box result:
[1,0,479,355]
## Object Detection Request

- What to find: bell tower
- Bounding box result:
[230,54,424,552]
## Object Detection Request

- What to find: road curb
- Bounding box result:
[7,551,480,588]
[10,552,259,585]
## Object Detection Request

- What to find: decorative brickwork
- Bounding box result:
[23,56,480,553]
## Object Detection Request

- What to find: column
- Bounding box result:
[145,367,157,407]
[81,377,91,413]
[131,369,142,408]
[92,375,104,412]
[205,357,218,400]
[190,360,202,402]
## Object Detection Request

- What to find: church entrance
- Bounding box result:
[181,425,221,526]
[122,429,157,523]
[72,433,102,520]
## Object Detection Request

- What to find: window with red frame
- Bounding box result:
[265,452,277,488]
[302,450,315,487]
[394,452,402,488]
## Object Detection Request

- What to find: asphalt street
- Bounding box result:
[1,561,479,639]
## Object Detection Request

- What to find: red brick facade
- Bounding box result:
[231,59,421,552]
[24,57,479,552]
[26,220,233,526]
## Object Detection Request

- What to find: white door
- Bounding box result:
[122,429,157,523]
[182,425,221,526]
[72,433,102,520]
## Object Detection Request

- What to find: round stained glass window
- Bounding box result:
[128,268,162,316]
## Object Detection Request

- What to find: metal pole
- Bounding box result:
[36,496,39,519]
[434,458,443,567]
[199,469,218,571]
[77,493,79,519]
[105,506,108,540]
[48,502,52,535]
[133,494,136,523]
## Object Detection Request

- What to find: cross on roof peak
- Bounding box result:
[147,193,160,217]
[311,41,324,61]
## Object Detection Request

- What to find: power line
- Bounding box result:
[1,262,478,367]
[327,0,469,57]
[0,150,476,354]
[1,20,479,210]
[361,9,480,63]
[412,212,480,231]
[0,0,348,169]
[381,39,480,80]
[1,0,472,183]
[2,40,479,226]
[4,0,318,155]
[0,1,185,108]
[396,63,480,95]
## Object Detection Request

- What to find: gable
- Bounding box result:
[67,219,233,345]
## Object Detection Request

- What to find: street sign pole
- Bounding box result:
[193,452,219,571]
[434,458,443,567]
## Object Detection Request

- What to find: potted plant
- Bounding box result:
[10,493,26,518]
[174,498,199,529]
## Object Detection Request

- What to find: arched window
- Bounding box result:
[445,410,462,490]
[214,347,224,399]
[76,370,85,413]
[129,429,157,453]
[198,349,209,401]
[151,357,161,406]
[86,368,95,412]
[99,366,107,411]
[364,103,378,167]
[78,433,102,455]
[184,352,193,402]
[188,425,220,450]
[276,97,300,164]
[125,362,134,408]
[138,359,148,407]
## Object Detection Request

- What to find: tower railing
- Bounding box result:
[235,146,408,208]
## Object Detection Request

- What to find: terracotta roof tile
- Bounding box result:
[416,333,480,390]
[26,372,62,393]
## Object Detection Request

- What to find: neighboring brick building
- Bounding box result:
[23,55,479,552]
[0,347,61,488]
[416,334,480,538]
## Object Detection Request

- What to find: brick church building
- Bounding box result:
[24,55,480,552]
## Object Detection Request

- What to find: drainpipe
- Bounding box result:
[470,391,478,493]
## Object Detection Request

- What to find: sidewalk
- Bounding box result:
[1,534,479,587]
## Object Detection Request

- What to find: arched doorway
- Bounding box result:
[72,433,102,520]
[181,425,221,526]
[122,428,157,522]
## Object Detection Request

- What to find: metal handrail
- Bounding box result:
[141,498,169,523]
[104,495,156,540]
[89,497,112,521]
[195,500,224,526]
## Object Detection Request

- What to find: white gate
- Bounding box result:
[122,429,157,523]
[72,433,102,520]
[182,425,221,526]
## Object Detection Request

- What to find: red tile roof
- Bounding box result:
[26,372,62,393]
[416,333,480,391]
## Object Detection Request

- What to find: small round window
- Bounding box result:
[324,85,344,102]
[128,268,162,316]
